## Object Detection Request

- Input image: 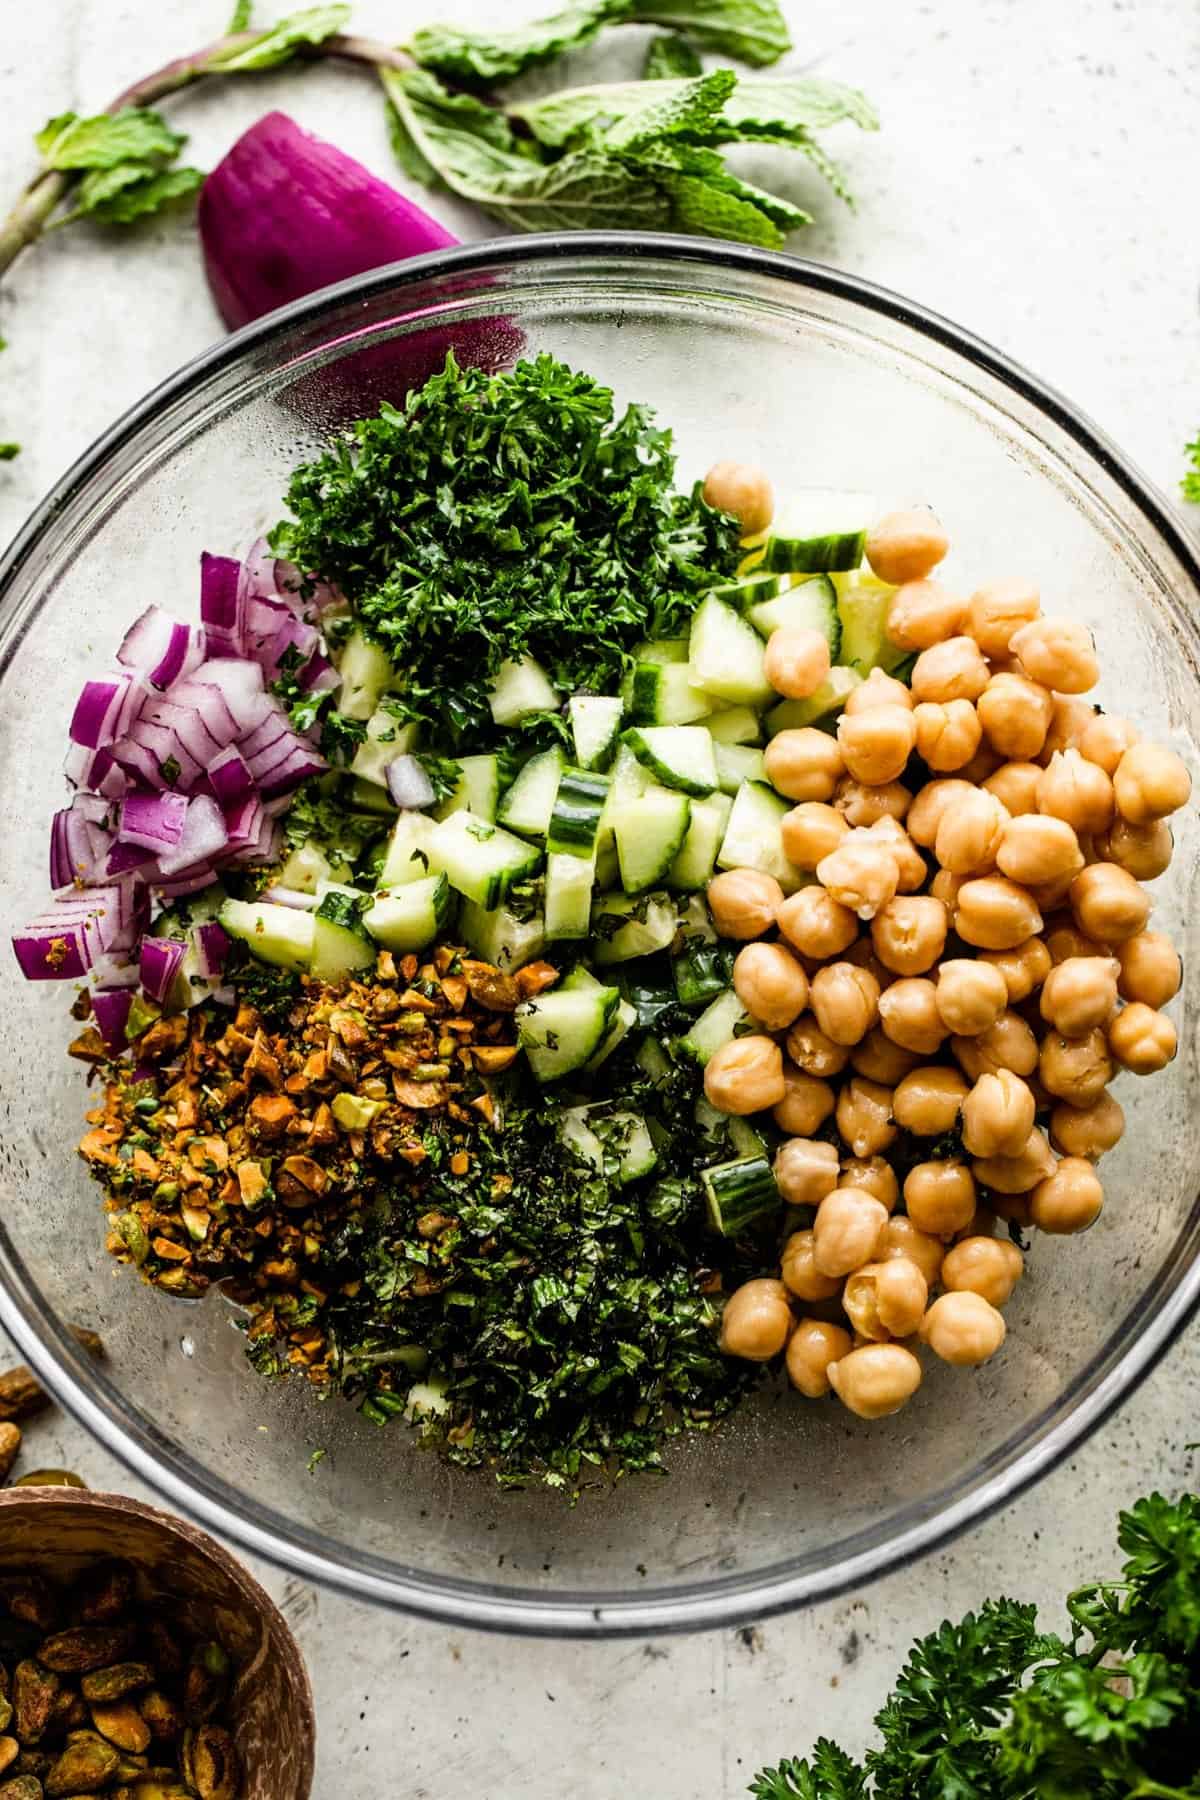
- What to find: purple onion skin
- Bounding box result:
[198,113,524,410]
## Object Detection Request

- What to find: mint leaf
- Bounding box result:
[409,0,631,86]
[1184,435,1200,503]
[35,107,186,171]
[603,68,734,150]
[630,139,800,247]
[516,73,877,149]
[385,97,443,189]
[629,0,790,67]
[69,165,204,225]
[204,2,350,72]
[643,32,702,78]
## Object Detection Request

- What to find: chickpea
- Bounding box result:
[960,1069,1036,1158]
[764,626,832,700]
[903,1161,977,1236]
[976,672,1053,761]
[706,868,783,939]
[1050,1091,1125,1159]
[834,776,913,827]
[910,636,991,705]
[958,742,1004,784]
[851,1025,921,1085]
[786,1318,853,1397]
[702,460,773,536]
[1039,956,1119,1035]
[935,788,1010,875]
[733,941,810,1031]
[913,698,982,772]
[774,1137,840,1206]
[1117,930,1181,1008]
[782,801,847,870]
[867,817,928,892]
[1009,616,1099,693]
[892,1066,969,1138]
[871,895,949,975]
[964,577,1041,657]
[979,936,1052,1002]
[865,507,949,585]
[844,666,915,714]
[1070,863,1150,945]
[843,936,896,989]
[817,833,901,920]
[907,778,974,847]
[1037,749,1115,834]
[835,1077,898,1159]
[878,1215,945,1286]
[920,1291,1007,1365]
[703,1035,786,1115]
[1029,1158,1104,1234]
[1042,917,1105,965]
[971,1126,1056,1194]
[955,876,1043,950]
[773,1065,836,1136]
[719,1277,793,1360]
[785,1015,852,1079]
[844,1258,928,1340]
[1108,1003,1177,1075]
[828,1341,923,1418]
[840,1156,900,1212]
[1078,711,1138,775]
[930,868,966,924]
[995,814,1084,890]
[941,1236,1024,1307]
[1026,867,1084,916]
[953,1010,1039,1081]
[878,978,948,1055]
[810,962,881,1046]
[764,728,845,802]
[813,1186,889,1277]
[1040,694,1097,763]
[1095,816,1173,882]
[984,760,1044,817]
[935,959,1009,1036]
[777,886,859,962]
[781,1229,842,1302]
[885,578,967,651]
[1113,742,1192,824]
[1039,1028,1113,1106]
[837,705,918,786]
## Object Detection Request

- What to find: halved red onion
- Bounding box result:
[200,552,243,657]
[118,605,204,690]
[91,987,134,1052]
[140,936,187,1005]
[386,756,435,810]
[156,796,228,878]
[119,789,188,851]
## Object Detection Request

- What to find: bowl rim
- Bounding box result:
[0,1484,316,1795]
[2,230,1199,1638]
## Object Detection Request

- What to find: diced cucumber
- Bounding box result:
[695,1094,731,1148]
[635,1036,673,1084]
[434,753,500,823]
[717,780,806,893]
[613,788,692,894]
[218,897,315,971]
[745,574,841,657]
[706,706,763,747]
[378,812,437,888]
[766,665,863,736]
[673,941,730,1008]
[544,850,596,941]
[460,897,546,971]
[714,743,766,795]
[278,840,334,895]
[677,988,749,1065]
[547,767,610,856]
[729,1116,768,1159]
[708,570,795,607]
[558,1107,658,1183]
[688,592,773,707]
[595,843,620,890]
[630,637,690,665]
[587,996,637,1070]
[569,694,624,770]
[361,874,451,953]
[677,893,718,944]
[488,654,559,726]
[337,630,394,721]
[427,811,543,909]
[741,492,874,576]
[517,986,620,1082]
[559,1107,605,1171]
[703,1156,780,1236]
[559,965,601,993]
[497,747,565,840]
[835,573,911,678]
[667,791,733,890]
[624,725,718,797]
[591,891,678,964]
[349,710,418,787]
[627,659,714,726]
[346,777,397,817]
[312,887,375,981]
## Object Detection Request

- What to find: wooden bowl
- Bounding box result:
[0,1487,315,1799]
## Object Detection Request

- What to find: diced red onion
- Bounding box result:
[91,987,134,1052]
[119,789,188,851]
[208,745,254,807]
[117,605,204,689]
[386,756,435,810]
[106,841,154,876]
[260,884,319,910]
[298,651,340,695]
[194,920,231,978]
[12,882,134,979]
[69,672,147,750]
[91,952,140,989]
[50,796,115,890]
[188,658,266,732]
[153,869,217,899]
[156,795,228,878]
[142,696,228,766]
[244,815,283,865]
[140,936,187,1005]
[222,794,266,856]
[200,552,243,657]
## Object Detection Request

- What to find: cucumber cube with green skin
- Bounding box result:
[717,780,807,892]
[497,747,565,840]
[350,709,419,787]
[558,1107,659,1183]
[835,572,912,677]
[460,898,546,971]
[714,743,766,795]
[312,887,375,980]
[706,706,763,746]
[667,791,733,890]
[688,592,773,706]
[544,850,596,940]
[627,659,714,725]
[378,811,437,888]
[517,986,620,1082]
[613,787,692,893]
[362,874,451,952]
[488,654,559,725]
[591,891,678,964]
[568,694,624,770]
[427,811,543,908]
[218,898,315,971]
[278,840,334,894]
[623,725,718,796]
[765,665,862,735]
[745,574,841,657]
[547,767,610,856]
[703,1155,779,1235]
[337,629,394,720]
[740,491,875,576]
[677,988,749,1065]
[434,753,501,822]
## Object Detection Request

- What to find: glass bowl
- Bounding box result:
[1,235,1198,1637]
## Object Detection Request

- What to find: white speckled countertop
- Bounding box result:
[1,3,1199,1793]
